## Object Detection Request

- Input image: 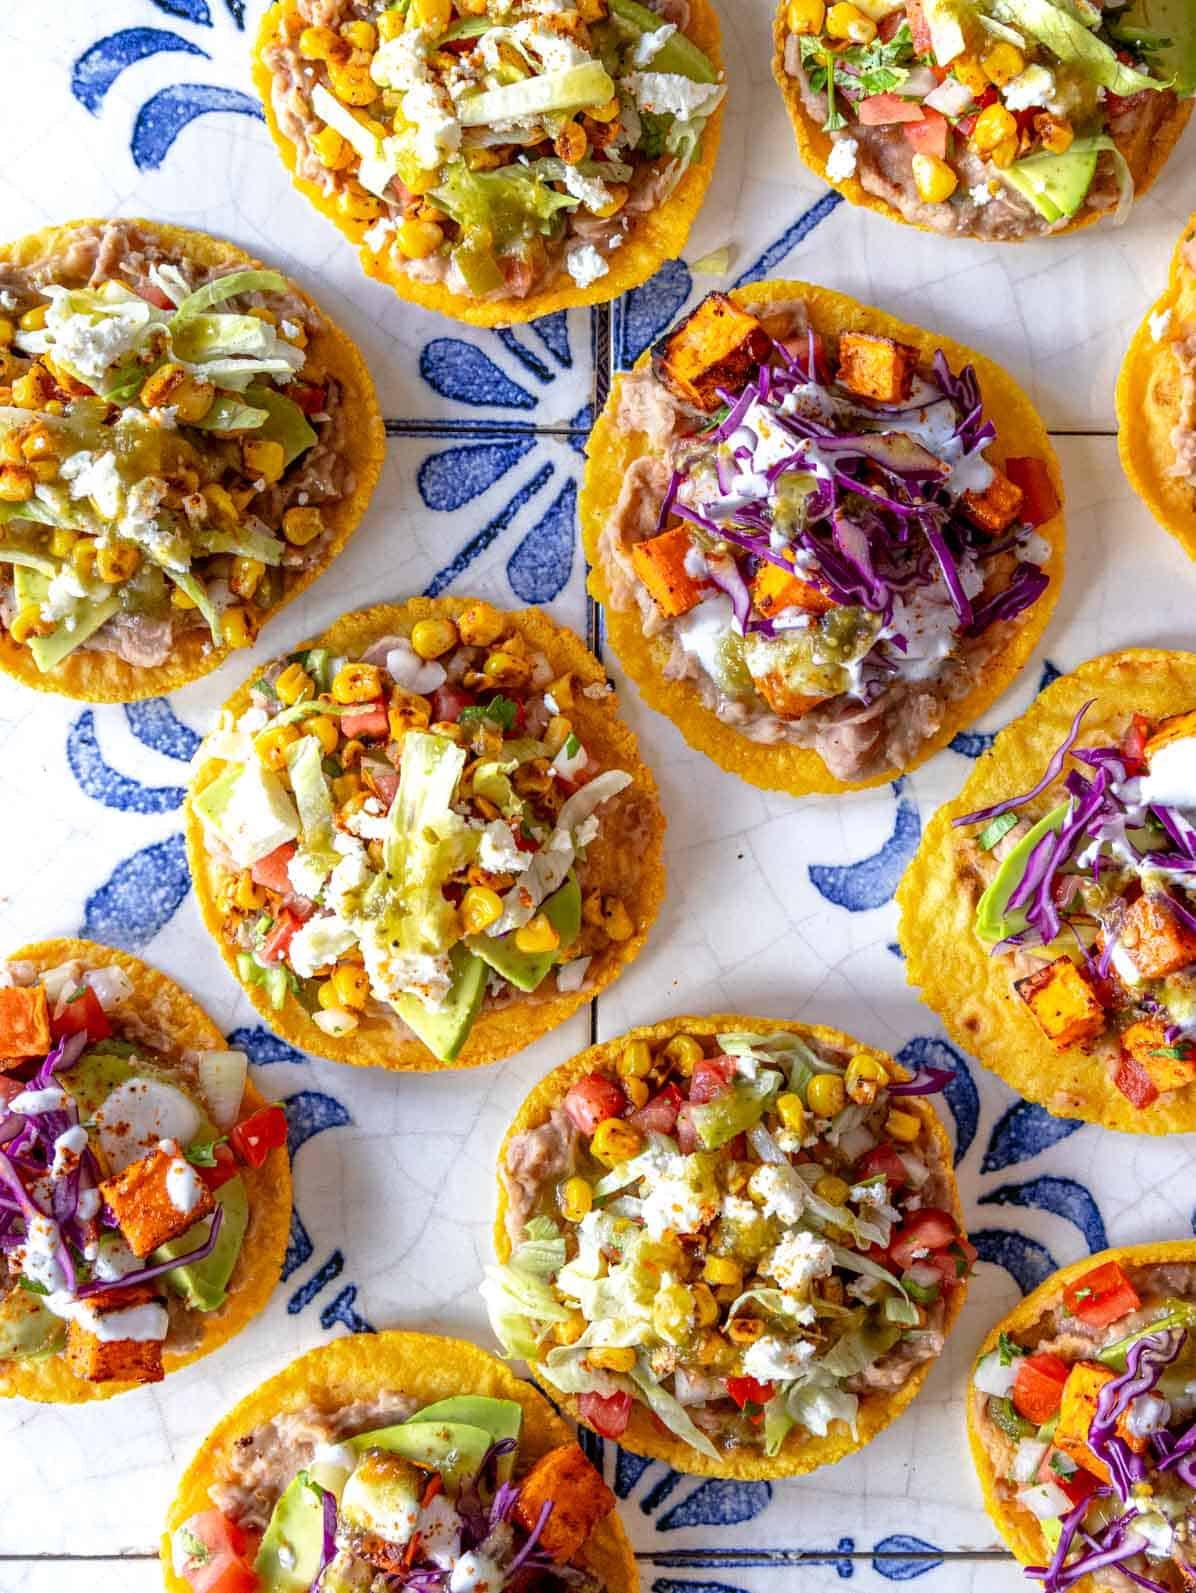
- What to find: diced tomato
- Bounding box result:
[1012,1353,1070,1424]
[259,907,305,966]
[340,701,390,739]
[250,842,297,895]
[676,1103,699,1154]
[858,92,926,125]
[50,985,112,1044]
[563,1073,627,1135]
[855,1143,908,1190]
[1064,1261,1141,1328]
[726,1132,748,1161]
[688,1055,737,1104]
[133,281,176,311]
[1114,1051,1160,1110]
[904,106,949,157]
[363,761,400,808]
[725,1376,775,1421]
[957,87,997,138]
[198,1142,241,1193]
[905,0,934,54]
[888,1208,959,1269]
[1120,713,1151,775]
[429,684,476,723]
[1053,1463,1102,1509]
[578,1390,633,1440]
[1004,457,1060,528]
[289,382,327,416]
[630,1083,683,1136]
[174,1510,257,1593]
[230,1105,288,1169]
[878,9,907,41]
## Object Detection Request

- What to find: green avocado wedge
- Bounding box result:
[406,1396,522,1481]
[466,875,582,993]
[974,804,1067,942]
[395,943,487,1063]
[152,1177,249,1312]
[255,1475,325,1593]
[1002,147,1100,222]
[0,1289,67,1360]
[1109,0,1196,94]
[347,1419,495,1491]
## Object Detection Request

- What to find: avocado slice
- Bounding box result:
[255,1475,326,1593]
[608,0,718,80]
[1003,146,1100,222]
[152,1176,248,1311]
[974,803,1067,942]
[0,1289,67,1360]
[467,876,581,993]
[13,564,121,674]
[407,1396,522,1481]
[347,1419,495,1490]
[1110,0,1196,94]
[395,944,486,1064]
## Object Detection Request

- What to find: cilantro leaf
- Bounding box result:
[797,36,847,130]
[18,1276,49,1296]
[458,695,519,731]
[841,22,915,97]
[997,1331,1022,1367]
[185,1137,227,1168]
[177,1528,210,1567]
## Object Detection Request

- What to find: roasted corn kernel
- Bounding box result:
[20,423,60,463]
[912,152,958,204]
[71,540,98,579]
[19,304,47,333]
[590,1118,642,1167]
[96,542,141,583]
[814,1174,851,1207]
[457,601,505,646]
[703,1255,743,1288]
[776,1092,806,1135]
[256,722,301,771]
[624,1078,649,1109]
[0,464,34,502]
[243,438,286,485]
[618,1039,653,1080]
[553,1309,587,1346]
[229,556,265,600]
[307,714,339,756]
[951,52,990,94]
[806,1073,846,1117]
[461,885,503,934]
[332,962,370,1010]
[9,603,52,644]
[845,1053,889,1106]
[981,41,1025,85]
[233,872,267,911]
[332,662,383,703]
[726,1317,764,1346]
[787,0,826,30]
[826,1,876,41]
[483,650,531,687]
[396,219,445,260]
[515,913,560,955]
[340,18,376,50]
[587,1346,637,1372]
[559,1176,593,1223]
[971,102,1018,165]
[11,366,54,409]
[653,1281,696,1344]
[275,662,314,707]
[885,1108,922,1144]
[410,617,458,659]
[388,692,431,737]
[692,1282,720,1328]
[298,23,342,59]
[283,506,324,546]
[663,1034,703,1074]
[327,58,377,107]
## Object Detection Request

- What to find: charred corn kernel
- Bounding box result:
[19,304,47,333]
[588,1346,637,1372]
[663,1034,703,1074]
[203,482,238,525]
[544,715,573,756]
[814,1174,851,1207]
[170,583,196,610]
[412,0,452,25]
[592,184,628,219]
[602,898,634,943]
[256,722,301,771]
[327,57,377,106]
[554,120,588,165]
[653,1281,696,1344]
[307,714,339,756]
[11,366,54,409]
[311,124,355,171]
[845,1053,889,1106]
[388,693,431,737]
[457,600,505,646]
[981,40,1024,85]
[972,102,1017,156]
[140,361,184,408]
[546,672,574,710]
[332,772,363,804]
[624,1077,649,1109]
[776,1092,806,1135]
[461,885,503,934]
[243,438,286,485]
[410,617,458,659]
[233,871,267,911]
[25,458,55,485]
[377,7,405,40]
[951,51,989,94]
[618,1039,653,1080]
[332,661,383,703]
[0,317,13,348]
[703,1255,742,1288]
[912,152,958,204]
[725,1163,750,1195]
[222,607,256,650]
[482,650,530,688]
[332,962,370,1010]
[340,17,376,49]
[20,423,60,462]
[587,94,621,125]
[559,1176,593,1223]
[230,556,265,600]
[396,218,445,259]
[692,1282,719,1328]
[173,377,215,424]
[695,1330,732,1367]
[317,979,344,1011]
[826,1,875,41]
[0,463,34,502]
[465,146,504,172]
[515,913,560,955]
[727,1317,764,1346]
[283,506,325,547]
[96,542,141,583]
[1035,111,1073,154]
[885,1108,922,1144]
[9,603,52,644]
[299,23,342,58]
[552,1309,587,1346]
[275,662,314,706]
[590,1118,643,1168]
[71,540,98,579]
[49,528,78,558]
[431,720,465,744]
[787,0,827,29]
[577,0,607,17]
[806,1073,846,1118]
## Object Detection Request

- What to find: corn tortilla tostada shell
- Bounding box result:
[0,938,291,1404]
[579,278,1066,796]
[252,0,724,329]
[494,1012,967,1479]
[897,648,1196,1134]
[160,1329,639,1593]
[0,218,384,703]
[770,1,1193,243]
[185,597,666,1073]
[967,1239,1196,1575]
[1118,210,1196,557]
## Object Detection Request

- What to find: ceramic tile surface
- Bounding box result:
[0,0,1193,1587]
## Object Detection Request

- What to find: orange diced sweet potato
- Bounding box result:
[1144,709,1196,763]
[0,985,50,1066]
[630,527,709,618]
[1118,894,1196,981]
[751,669,827,721]
[751,560,834,619]
[655,294,768,412]
[63,1282,166,1385]
[99,1145,215,1258]
[1123,1018,1196,1094]
[1054,1361,1146,1483]
[836,332,918,403]
[961,468,1025,535]
[511,1443,615,1564]
[1014,956,1105,1049]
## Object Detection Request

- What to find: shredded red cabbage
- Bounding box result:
[887,1066,956,1096]
[75,1204,226,1298]
[1090,1330,1186,1502]
[954,700,1095,828]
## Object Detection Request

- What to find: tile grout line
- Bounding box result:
[378,418,1117,440]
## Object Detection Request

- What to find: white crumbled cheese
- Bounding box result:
[566,244,610,289]
[287,913,358,979]
[49,1126,89,1181]
[642,1158,719,1240]
[0,290,16,311]
[1150,306,1173,343]
[516,19,593,70]
[9,1087,69,1114]
[326,850,371,917]
[627,71,724,122]
[287,849,332,900]
[405,82,461,169]
[362,218,395,253]
[119,477,180,565]
[43,285,156,385]
[1134,1511,1176,1555]
[1002,64,1055,112]
[631,22,677,66]
[419,1494,463,1570]
[560,163,613,213]
[849,1180,889,1208]
[38,564,97,629]
[742,1334,817,1382]
[358,922,453,1012]
[747,1164,808,1225]
[969,182,994,207]
[17,1212,68,1297]
[825,137,859,183]
[1139,736,1196,811]
[60,448,123,520]
[762,1230,835,1294]
[721,1194,759,1226]
[371,28,434,91]
[164,1152,206,1215]
[479,820,531,875]
[449,1550,506,1593]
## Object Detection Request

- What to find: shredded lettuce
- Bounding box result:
[818,1313,901,1379]
[592,1131,678,1199]
[191,394,270,434]
[170,268,290,321]
[992,0,1170,92]
[432,159,578,247]
[481,1261,573,1359]
[626,1358,721,1460]
[511,1216,567,1280]
[689,1072,782,1149]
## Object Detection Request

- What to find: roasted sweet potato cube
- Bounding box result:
[64,1282,166,1385]
[961,468,1025,535]
[751,670,827,721]
[630,527,709,618]
[1054,1361,1146,1483]
[1014,957,1105,1049]
[836,332,918,404]
[99,1144,215,1258]
[1144,709,1196,763]
[512,1443,615,1564]
[751,561,834,619]
[0,985,50,1066]
[1123,1019,1196,1094]
[1118,893,1196,981]
[654,294,768,412]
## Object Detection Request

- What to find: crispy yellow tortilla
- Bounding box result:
[968,1240,1196,1576]
[897,648,1196,1134]
[0,218,383,703]
[771,2,1193,242]
[160,1329,639,1593]
[494,1013,968,1480]
[252,0,724,328]
[0,938,291,1404]
[1118,210,1196,558]
[580,278,1066,796]
[185,597,666,1073]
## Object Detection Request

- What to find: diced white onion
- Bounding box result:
[386,641,446,694]
[83,965,135,1011]
[1011,1439,1049,1484]
[900,65,941,98]
[197,1050,249,1129]
[924,75,976,117]
[748,1124,789,1165]
[1016,1481,1071,1521]
[556,957,591,993]
[974,1349,1020,1398]
[837,1124,877,1160]
[313,1007,358,1038]
[897,1151,930,1187]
